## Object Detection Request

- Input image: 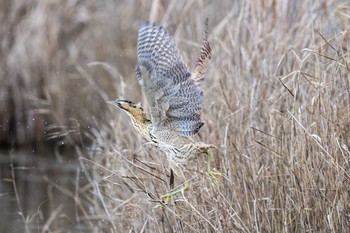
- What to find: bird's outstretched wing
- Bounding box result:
[136,22,206,136]
[191,18,211,91]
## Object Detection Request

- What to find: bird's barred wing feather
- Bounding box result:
[191,18,211,90]
[136,22,204,136]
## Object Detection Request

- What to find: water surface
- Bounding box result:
[0,149,88,232]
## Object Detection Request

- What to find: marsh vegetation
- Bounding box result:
[1,0,350,232]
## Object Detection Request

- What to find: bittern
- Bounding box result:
[108,19,220,203]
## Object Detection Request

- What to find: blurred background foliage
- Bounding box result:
[0,0,234,149]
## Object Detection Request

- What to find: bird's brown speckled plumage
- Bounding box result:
[109,19,213,168]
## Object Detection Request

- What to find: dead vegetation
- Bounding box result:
[1,0,350,232]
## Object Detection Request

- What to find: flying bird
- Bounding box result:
[108,19,220,202]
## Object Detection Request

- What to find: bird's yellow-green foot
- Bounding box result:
[160,183,190,205]
[194,144,222,185]
[205,149,222,186]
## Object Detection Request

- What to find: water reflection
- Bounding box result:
[0,150,88,232]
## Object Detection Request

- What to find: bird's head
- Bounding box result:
[107,99,149,123]
[107,99,151,140]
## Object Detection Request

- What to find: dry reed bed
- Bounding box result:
[1,0,349,232]
[82,1,350,232]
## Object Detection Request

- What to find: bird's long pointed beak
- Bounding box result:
[106,100,115,105]
[106,100,124,109]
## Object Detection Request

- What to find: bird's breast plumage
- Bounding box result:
[150,129,198,164]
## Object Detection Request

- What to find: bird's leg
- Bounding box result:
[160,183,190,205]
[195,144,221,185]
[159,166,189,205]
[205,149,222,186]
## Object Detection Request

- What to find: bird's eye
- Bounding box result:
[136,103,143,110]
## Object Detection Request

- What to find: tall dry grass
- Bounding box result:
[1,0,350,232]
[81,1,350,232]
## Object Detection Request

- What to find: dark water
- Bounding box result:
[0,149,88,232]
